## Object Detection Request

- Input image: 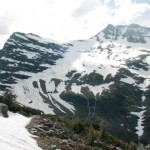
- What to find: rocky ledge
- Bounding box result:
[0,103,8,117]
[26,115,139,150]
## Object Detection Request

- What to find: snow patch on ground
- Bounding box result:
[71,82,113,96]
[0,112,41,150]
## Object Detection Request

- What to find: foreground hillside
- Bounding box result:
[0,24,150,143]
[27,114,137,150]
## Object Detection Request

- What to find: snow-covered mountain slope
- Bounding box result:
[0,112,41,150]
[0,24,150,144]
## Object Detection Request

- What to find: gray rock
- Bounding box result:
[116,147,123,150]
[61,139,68,144]
[51,144,57,150]
[0,103,8,118]
[67,139,73,144]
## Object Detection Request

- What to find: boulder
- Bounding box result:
[0,103,8,118]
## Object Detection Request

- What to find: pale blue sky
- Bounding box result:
[0,0,150,48]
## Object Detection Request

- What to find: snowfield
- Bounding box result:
[0,112,41,150]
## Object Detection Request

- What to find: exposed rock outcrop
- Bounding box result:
[0,103,8,117]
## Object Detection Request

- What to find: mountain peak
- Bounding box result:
[95,23,150,45]
[128,23,140,28]
[10,32,43,43]
[105,24,115,29]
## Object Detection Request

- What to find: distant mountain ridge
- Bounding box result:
[0,24,150,144]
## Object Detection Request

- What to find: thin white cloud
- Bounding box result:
[110,0,150,25]
[0,0,150,47]
[0,14,14,34]
[72,0,101,17]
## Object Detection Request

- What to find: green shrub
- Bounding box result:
[71,118,85,134]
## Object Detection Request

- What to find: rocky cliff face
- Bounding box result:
[0,24,150,144]
[0,32,67,90]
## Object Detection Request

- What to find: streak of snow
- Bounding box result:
[20,49,38,59]
[142,96,146,103]
[1,57,20,63]
[6,41,16,46]
[24,43,55,54]
[26,34,49,44]
[26,34,61,45]
[15,33,30,41]
[120,76,136,84]
[131,109,146,136]
[39,64,51,67]
[1,56,34,66]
